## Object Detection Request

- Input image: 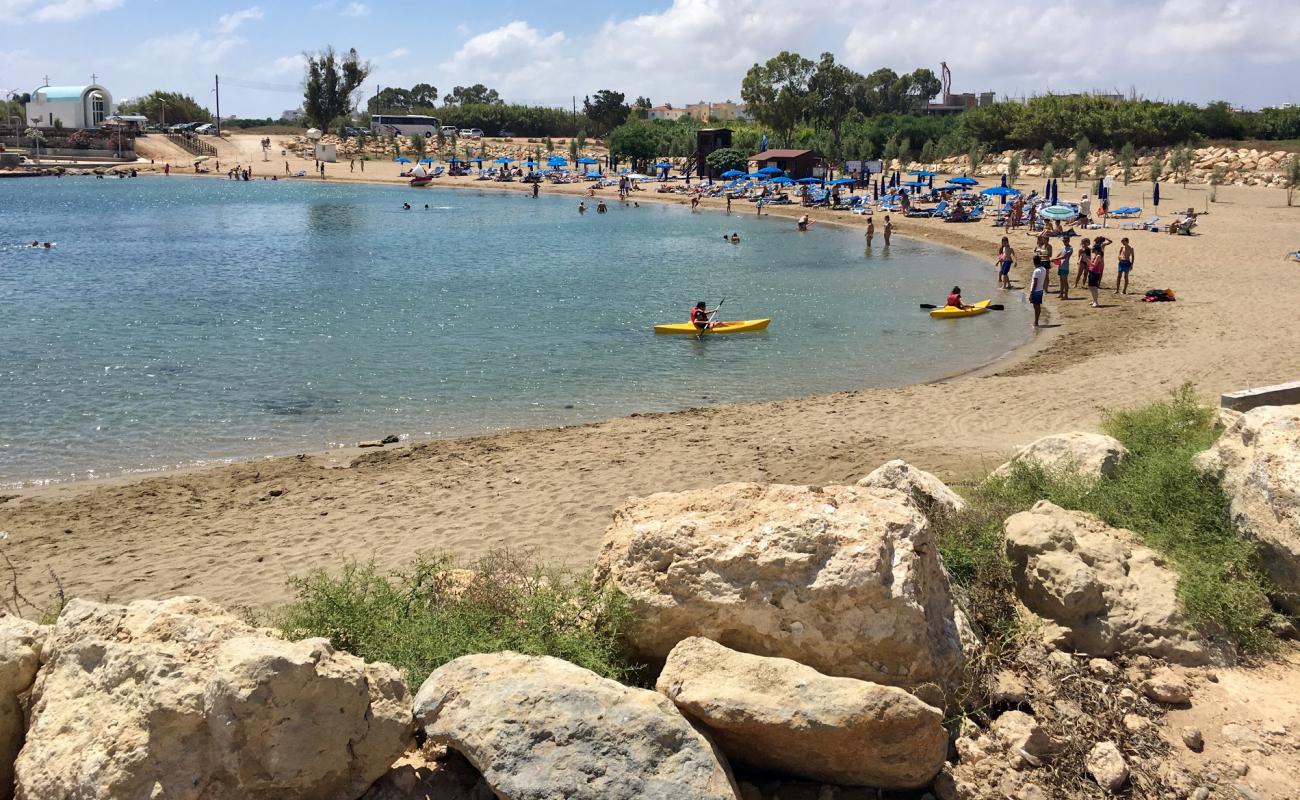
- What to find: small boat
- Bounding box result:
[654,319,771,334]
[409,175,434,187]
[929,300,991,319]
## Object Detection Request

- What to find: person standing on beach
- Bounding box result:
[756,197,764,216]
[1080,194,1092,227]
[1056,236,1074,299]
[1033,232,1052,283]
[996,236,1015,290]
[1086,243,1107,307]
[350,159,355,173]
[883,215,893,246]
[164,163,170,176]
[865,217,875,247]
[532,182,539,199]
[1029,255,1047,327]
[1074,239,1092,289]
[285,161,289,175]
[726,194,732,214]
[1115,238,1134,294]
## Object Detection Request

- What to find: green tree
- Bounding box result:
[1008,152,1020,186]
[575,130,587,153]
[919,138,935,164]
[582,90,628,137]
[1119,142,1136,185]
[409,82,438,107]
[740,50,815,147]
[1172,144,1194,187]
[1051,157,1068,179]
[883,135,899,164]
[117,90,212,124]
[705,146,749,173]
[633,96,651,119]
[367,87,412,113]
[1041,141,1055,167]
[1072,135,1091,185]
[808,52,864,158]
[443,84,501,105]
[897,136,912,167]
[967,142,985,175]
[410,133,425,157]
[608,122,659,169]
[568,137,578,162]
[1150,154,1165,182]
[1093,153,1112,180]
[543,135,554,154]
[1209,165,1226,202]
[303,46,370,129]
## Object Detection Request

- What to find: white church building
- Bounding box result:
[25,84,114,129]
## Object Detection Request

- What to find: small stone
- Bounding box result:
[1229,761,1249,777]
[1089,658,1120,680]
[380,434,399,445]
[1122,714,1150,733]
[1181,726,1205,751]
[267,488,284,497]
[1191,788,1210,800]
[1086,741,1130,793]
[990,670,1030,705]
[1141,667,1192,704]
[1018,783,1047,800]
[357,440,384,447]
[1047,651,1075,670]
[1118,688,1138,703]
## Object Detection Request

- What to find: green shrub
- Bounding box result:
[935,386,1278,657]
[277,551,638,687]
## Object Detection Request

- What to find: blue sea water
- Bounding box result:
[0,176,1031,485]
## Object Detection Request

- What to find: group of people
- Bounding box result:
[863,214,893,247]
[999,231,1136,326]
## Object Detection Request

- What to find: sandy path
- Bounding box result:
[3,136,1298,611]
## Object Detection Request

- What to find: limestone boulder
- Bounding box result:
[1086,741,1129,793]
[413,652,738,800]
[15,597,412,800]
[1194,404,1300,613]
[858,459,968,516]
[594,482,966,697]
[0,617,47,800]
[656,637,946,789]
[993,432,1128,481]
[1004,501,1216,664]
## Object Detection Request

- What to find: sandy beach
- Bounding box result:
[2,132,1298,612]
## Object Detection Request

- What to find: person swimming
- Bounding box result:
[402,202,411,210]
[730,233,740,243]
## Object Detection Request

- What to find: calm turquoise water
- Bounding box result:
[0,176,1030,486]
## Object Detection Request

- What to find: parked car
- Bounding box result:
[497,130,515,138]
[441,125,458,138]
[341,126,360,137]
[459,128,482,139]
[468,128,484,138]
[194,123,216,135]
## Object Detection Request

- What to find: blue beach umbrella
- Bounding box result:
[1045,178,1051,197]
[394,157,411,163]
[548,156,567,167]
[1153,180,1160,208]
[928,175,934,189]
[981,186,1021,197]
[758,166,784,176]
[909,170,937,177]
[524,159,538,167]
[720,169,745,179]
[1001,173,1008,187]
[872,180,879,200]
[770,176,795,185]
[746,173,765,179]
[947,176,979,186]
[797,177,823,184]
[494,156,513,163]
[901,180,926,188]
[1051,179,1059,206]
[584,171,601,178]
[418,157,434,164]
[829,177,856,185]
[578,157,599,165]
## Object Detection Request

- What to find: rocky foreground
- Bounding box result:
[3,406,1299,799]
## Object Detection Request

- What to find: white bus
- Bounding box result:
[370,114,441,138]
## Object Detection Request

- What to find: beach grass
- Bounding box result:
[276,550,637,688]
[937,385,1280,656]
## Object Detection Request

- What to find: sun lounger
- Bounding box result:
[1170,217,1197,235]
[1122,216,1160,231]
[1108,206,1141,218]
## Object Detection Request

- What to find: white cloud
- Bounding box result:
[0,0,122,22]
[216,6,262,34]
[340,1,368,16]
[269,53,307,76]
[140,29,243,66]
[383,47,409,61]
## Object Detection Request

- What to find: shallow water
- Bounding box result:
[0,176,1031,485]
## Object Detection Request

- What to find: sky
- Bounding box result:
[2,0,1297,119]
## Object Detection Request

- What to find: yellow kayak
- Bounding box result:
[654,319,772,334]
[929,300,991,319]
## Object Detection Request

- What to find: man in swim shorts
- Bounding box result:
[1115,238,1134,294]
[1029,254,1047,327]
[996,236,1015,290]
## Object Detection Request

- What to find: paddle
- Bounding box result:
[919,303,1006,310]
[697,296,726,340]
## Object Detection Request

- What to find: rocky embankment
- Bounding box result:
[3,407,1300,799]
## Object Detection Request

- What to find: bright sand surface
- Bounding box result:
[2,133,1298,611]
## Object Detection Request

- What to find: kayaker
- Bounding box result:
[690,301,719,330]
[946,286,971,310]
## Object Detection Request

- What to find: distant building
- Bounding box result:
[25,83,114,128]
[282,108,305,121]
[649,104,688,121]
[925,91,995,115]
[683,100,751,123]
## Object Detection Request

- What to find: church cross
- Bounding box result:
[90,73,98,84]
[42,75,50,86]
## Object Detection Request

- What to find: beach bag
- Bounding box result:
[1143,288,1176,302]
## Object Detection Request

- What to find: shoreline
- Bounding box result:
[5,136,1298,609]
[3,169,1044,493]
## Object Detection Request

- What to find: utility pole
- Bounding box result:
[572,95,576,126]
[214,75,221,136]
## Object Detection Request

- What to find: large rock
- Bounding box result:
[594,482,966,697]
[0,617,46,800]
[1004,501,1216,665]
[413,652,738,800]
[858,460,968,516]
[1195,404,1300,613]
[15,597,412,800]
[656,637,946,789]
[993,432,1128,481]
